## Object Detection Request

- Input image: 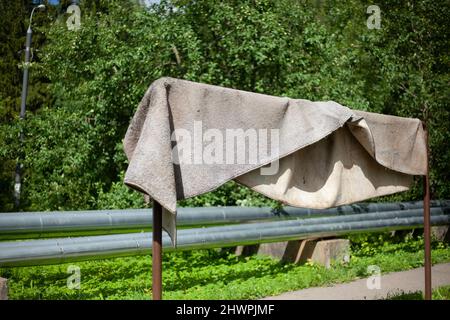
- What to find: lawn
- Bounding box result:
[1,234,449,300]
[387,285,450,300]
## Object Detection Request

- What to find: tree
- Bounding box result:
[0,0,62,211]
[1,0,448,212]
[0,0,28,211]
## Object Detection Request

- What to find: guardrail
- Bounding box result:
[0,203,448,267]
[1,200,448,240]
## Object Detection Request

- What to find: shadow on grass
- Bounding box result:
[161,249,297,291]
[386,285,450,300]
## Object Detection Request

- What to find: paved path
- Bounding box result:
[263,263,450,300]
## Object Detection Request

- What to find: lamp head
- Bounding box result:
[29,4,46,29]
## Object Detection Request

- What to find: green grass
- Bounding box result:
[0,235,449,300]
[387,285,450,300]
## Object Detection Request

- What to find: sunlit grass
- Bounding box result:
[1,236,449,300]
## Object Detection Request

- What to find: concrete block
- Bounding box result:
[236,238,350,268]
[294,239,319,264]
[0,277,8,300]
[256,242,290,260]
[235,244,259,256]
[236,240,310,263]
[431,226,449,242]
[309,239,350,269]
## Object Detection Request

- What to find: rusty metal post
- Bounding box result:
[423,122,432,300]
[152,200,162,300]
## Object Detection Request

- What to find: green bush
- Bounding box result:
[0,0,448,211]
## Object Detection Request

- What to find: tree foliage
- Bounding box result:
[0,0,28,210]
[0,0,448,211]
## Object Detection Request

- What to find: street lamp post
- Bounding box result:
[14,4,46,209]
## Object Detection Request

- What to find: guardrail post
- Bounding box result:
[423,122,432,300]
[152,200,162,300]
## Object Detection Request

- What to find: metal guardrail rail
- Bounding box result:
[0,206,449,267]
[1,200,448,240]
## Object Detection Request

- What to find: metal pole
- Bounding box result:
[20,27,32,120]
[152,200,162,300]
[14,4,46,209]
[423,122,432,300]
[14,27,33,209]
